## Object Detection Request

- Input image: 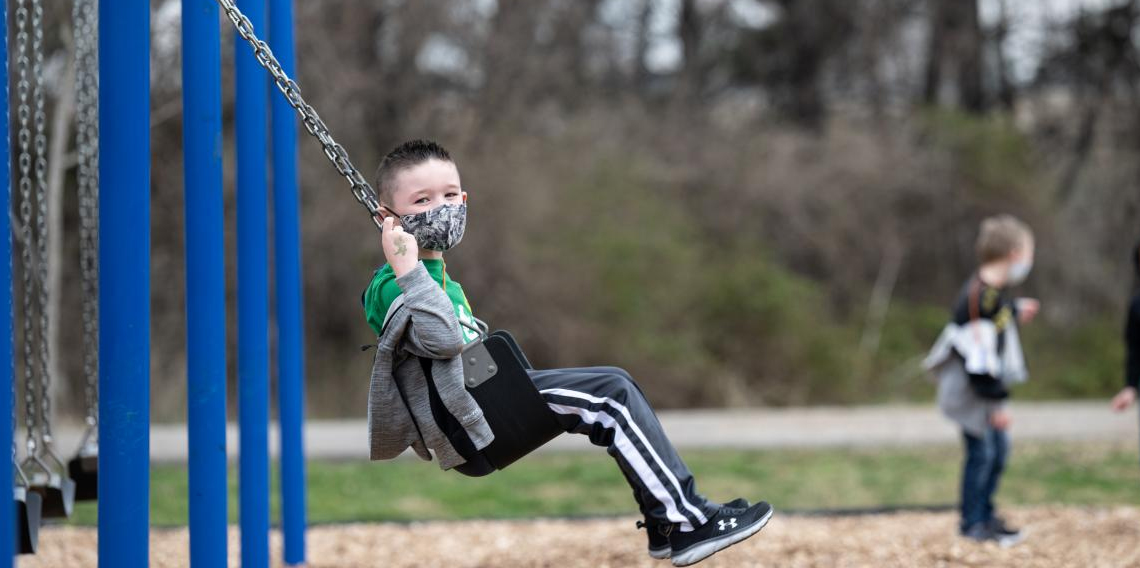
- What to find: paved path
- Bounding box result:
[49,401,1139,463]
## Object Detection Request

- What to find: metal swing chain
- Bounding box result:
[74,0,99,431]
[12,0,29,473]
[30,0,55,452]
[215,0,384,230]
[14,0,41,458]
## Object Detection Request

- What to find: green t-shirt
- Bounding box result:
[362,259,480,344]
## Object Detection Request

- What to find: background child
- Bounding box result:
[1110,242,1140,445]
[362,139,772,566]
[923,214,1039,544]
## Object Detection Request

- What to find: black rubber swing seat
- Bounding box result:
[15,486,41,555]
[67,445,98,502]
[469,331,562,469]
[428,330,563,477]
[28,470,76,519]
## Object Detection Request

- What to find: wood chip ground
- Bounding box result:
[20,506,1140,567]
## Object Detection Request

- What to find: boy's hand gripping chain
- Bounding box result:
[216,0,384,231]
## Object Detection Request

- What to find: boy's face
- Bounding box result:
[1010,236,1035,265]
[384,158,466,217]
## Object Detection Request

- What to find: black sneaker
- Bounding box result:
[668,501,773,567]
[987,517,1024,546]
[961,522,996,542]
[987,516,1019,536]
[637,498,750,560]
[637,520,674,560]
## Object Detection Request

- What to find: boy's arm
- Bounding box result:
[396,263,466,359]
[1126,298,1140,390]
[967,372,1009,400]
[1015,297,1040,325]
[377,216,464,359]
[971,368,1011,429]
[956,281,1011,399]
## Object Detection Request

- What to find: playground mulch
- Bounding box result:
[22,505,1140,567]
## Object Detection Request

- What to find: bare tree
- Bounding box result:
[924,0,984,112]
[992,0,1016,110]
[727,0,856,126]
[1049,2,1140,203]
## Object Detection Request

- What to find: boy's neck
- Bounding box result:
[420,249,444,261]
[978,262,1008,289]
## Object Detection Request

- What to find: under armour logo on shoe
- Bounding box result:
[717,518,738,531]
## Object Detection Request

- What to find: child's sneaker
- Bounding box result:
[637,520,674,560]
[637,498,750,560]
[667,501,773,567]
[987,517,1024,546]
[961,522,996,542]
[987,516,1020,537]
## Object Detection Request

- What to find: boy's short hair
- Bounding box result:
[374,139,453,202]
[976,214,1033,264]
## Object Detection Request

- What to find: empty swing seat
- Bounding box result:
[423,330,564,477]
[15,486,41,555]
[29,472,75,519]
[67,442,98,501]
[26,453,76,519]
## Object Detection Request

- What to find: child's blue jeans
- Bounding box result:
[960,426,1009,531]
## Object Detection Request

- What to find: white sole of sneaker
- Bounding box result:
[670,507,774,567]
[648,546,672,560]
[997,531,1025,548]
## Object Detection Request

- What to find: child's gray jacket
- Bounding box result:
[366,263,494,469]
[923,318,1027,436]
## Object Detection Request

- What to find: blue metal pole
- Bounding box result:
[0,2,13,565]
[268,0,307,563]
[181,1,228,566]
[236,0,270,566]
[99,1,150,566]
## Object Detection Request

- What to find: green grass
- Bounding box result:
[64,440,1140,527]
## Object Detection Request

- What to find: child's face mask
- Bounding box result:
[390,202,467,251]
[1007,259,1032,285]
[1006,240,1034,286]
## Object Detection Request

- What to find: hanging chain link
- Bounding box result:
[74,0,99,430]
[215,0,384,230]
[14,0,39,457]
[30,0,54,450]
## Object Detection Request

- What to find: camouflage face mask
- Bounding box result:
[395,203,467,251]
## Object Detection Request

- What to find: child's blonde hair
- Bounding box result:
[976,214,1033,264]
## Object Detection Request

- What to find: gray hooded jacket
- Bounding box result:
[366,263,495,469]
[923,318,1027,436]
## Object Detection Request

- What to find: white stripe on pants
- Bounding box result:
[530,366,714,531]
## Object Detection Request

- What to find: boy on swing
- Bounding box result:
[363,140,772,566]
